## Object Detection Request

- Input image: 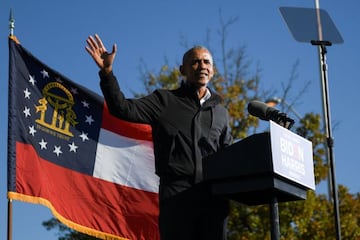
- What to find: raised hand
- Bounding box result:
[85,34,117,74]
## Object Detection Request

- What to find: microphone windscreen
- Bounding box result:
[247,100,268,120]
[247,100,278,120]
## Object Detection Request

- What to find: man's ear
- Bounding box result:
[179,65,185,75]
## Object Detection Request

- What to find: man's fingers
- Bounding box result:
[85,45,92,54]
[86,34,108,55]
[111,43,117,55]
[86,36,97,50]
[85,34,116,72]
[95,34,107,52]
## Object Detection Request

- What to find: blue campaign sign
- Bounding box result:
[270,121,315,190]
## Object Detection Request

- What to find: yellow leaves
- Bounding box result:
[227,84,244,98]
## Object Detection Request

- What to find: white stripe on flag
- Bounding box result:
[94,128,159,193]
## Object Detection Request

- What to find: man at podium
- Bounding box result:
[86,34,233,240]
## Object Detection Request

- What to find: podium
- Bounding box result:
[203,121,315,205]
[203,121,315,239]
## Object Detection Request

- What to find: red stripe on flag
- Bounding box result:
[16,142,159,240]
[101,104,153,142]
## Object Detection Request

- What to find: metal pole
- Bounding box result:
[7,9,15,240]
[9,9,15,36]
[7,199,13,240]
[317,43,342,240]
[270,196,280,240]
[313,1,341,239]
[314,0,333,203]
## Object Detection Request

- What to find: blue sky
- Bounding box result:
[1,1,359,239]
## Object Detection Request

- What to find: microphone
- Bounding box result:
[247,100,295,129]
[247,100,279,121]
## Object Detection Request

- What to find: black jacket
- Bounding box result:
[100,71,232,197]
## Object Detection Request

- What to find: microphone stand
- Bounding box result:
[311,40,341,240]
[268,111,295,130]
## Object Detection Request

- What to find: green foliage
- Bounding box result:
[135,64,182,97]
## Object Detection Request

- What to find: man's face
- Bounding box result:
[180,49,214,88]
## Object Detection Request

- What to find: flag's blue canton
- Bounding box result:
[10,40,104,176]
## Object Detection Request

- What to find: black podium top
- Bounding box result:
[203,132,311,205]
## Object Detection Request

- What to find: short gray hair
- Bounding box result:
[182,46,212,65]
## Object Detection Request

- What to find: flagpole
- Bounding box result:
[7,199,13,240]
[7,9,15,240]
[9,9,15,36]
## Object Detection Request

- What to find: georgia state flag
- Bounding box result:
[8,36,160,240]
